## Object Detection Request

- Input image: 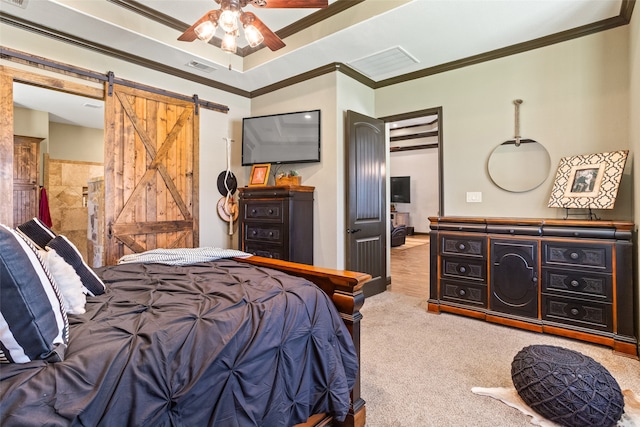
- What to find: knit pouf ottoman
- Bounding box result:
[511,345,624,427]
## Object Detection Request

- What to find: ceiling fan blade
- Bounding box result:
[247,13,286,51]
[178,10,219,42]
[248,0,328,8]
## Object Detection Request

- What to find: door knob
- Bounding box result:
[347,228,361,234]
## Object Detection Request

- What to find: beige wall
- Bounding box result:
[49,122,103,163]
[250,72,375,269]
[375,26,631,221]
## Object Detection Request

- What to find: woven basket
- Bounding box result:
[275,176,301,186]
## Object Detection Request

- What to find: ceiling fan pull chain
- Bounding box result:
[513,99,523,147]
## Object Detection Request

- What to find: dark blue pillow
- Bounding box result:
[0,224,69,363]
[16,217,56,249]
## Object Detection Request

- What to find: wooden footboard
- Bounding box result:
[236,256,369,427]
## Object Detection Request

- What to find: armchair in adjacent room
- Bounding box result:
[390,220,407,247]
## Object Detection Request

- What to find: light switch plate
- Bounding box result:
[466,192,482,203]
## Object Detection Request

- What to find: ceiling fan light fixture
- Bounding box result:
[194,20,217,43]
[221,31,238,53]
[244,24,264,48]
[219,9,239,33]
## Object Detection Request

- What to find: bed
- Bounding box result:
[0,223,368,427]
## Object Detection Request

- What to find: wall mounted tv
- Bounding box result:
[390,176,411,203]
[242,110,321,166]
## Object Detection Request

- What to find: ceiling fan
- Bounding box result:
[178,0,329,53]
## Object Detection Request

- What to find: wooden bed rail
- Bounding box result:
[236,256,369,427]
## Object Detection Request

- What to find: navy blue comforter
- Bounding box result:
[0,259,358,426]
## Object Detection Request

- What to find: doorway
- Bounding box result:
[13,82,105,261]
[382,107,442,298]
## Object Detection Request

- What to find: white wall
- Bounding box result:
[389,147,439,233]
[375,27,632,221]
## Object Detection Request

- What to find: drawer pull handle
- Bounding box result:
[570,308,579,316]
[459,266,467,274]
[251,209,257,214]
[570,280,580,288]
[458,289,466,297]
[570,252,579,260]
[268,209,274,214]
[268,231,273,237]
[251,230,257,236]
[457,243,466,251]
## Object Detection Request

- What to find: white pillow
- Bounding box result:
[39,249,87,315]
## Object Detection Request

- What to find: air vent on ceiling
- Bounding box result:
[187,60,216,73]
[348,46,419,79]
[1,0,28,8]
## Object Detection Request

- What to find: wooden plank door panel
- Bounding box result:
[12,136,41,227]
[104,84,199,265]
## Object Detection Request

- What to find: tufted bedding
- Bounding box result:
[0,258,359,426]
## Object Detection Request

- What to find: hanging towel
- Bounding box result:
[39,187,53,227]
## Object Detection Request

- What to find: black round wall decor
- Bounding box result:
[217,171,237,196]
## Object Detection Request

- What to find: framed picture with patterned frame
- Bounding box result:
[548,150,628,209]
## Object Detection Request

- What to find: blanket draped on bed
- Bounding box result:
[0,259,358,427]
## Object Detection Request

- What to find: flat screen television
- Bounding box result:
[390,176,411,203]
[242,109,321,166]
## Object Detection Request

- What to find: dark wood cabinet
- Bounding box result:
[428,217,637,357]
[238,185,314,265]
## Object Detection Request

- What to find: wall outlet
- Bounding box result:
[466,191,482,203]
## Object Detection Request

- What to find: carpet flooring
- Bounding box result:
[359,291,640,427]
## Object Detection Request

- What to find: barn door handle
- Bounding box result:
[108,222,113,239]
[347,228,361,234]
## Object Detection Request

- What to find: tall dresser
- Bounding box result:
[238,185,314,265]
[428,217,637,357]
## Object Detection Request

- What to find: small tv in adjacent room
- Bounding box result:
[390,176,411,203]
[242,109,321,166]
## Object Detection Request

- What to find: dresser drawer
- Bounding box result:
[440,279,487,308]
[441,256,486,282]
[542,268,612,302]
[244,224,283,244]
[243,243,284,260]
[542,295,612,332]
[440,235,486,257]
[542,241,612,272]
[243,201,284,222]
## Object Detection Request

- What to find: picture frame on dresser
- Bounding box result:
[548,150,628,209]
[249,163,271,187]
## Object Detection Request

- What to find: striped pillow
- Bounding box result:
[46,235,105,296]
[16,217,57,249]
[0,224,69,364]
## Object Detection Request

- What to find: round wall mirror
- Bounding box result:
[487,140,551,192]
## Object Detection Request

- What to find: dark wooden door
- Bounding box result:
[345,110,386,297]
[490,239,539,318]
[104,84,199,265]
[12,135,41,227]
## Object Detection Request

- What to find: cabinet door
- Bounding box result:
[490,239,538,318]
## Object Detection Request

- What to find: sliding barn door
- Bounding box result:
[104,84,199,265]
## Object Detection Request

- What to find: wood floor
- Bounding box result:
[389,234,430,299]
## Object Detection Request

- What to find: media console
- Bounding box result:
[428,216,637,357]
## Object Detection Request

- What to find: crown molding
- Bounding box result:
[0,12,250,98]
[1,1,635,99]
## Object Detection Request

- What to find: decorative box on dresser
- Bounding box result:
[238,185,314,265]
[428,217,638,357]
